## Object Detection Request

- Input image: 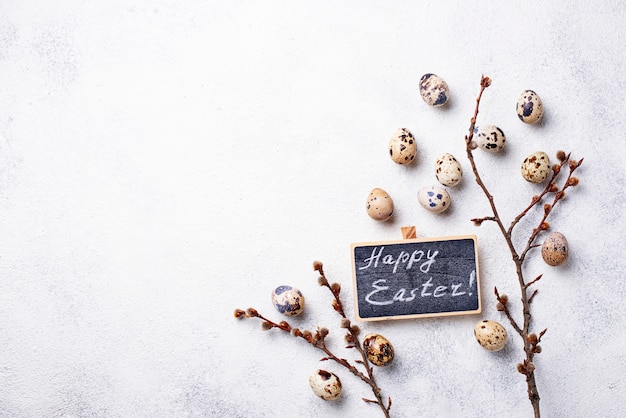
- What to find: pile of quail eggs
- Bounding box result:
[364,75,572,354]
[367,72,514,220]
[366,74,568,267]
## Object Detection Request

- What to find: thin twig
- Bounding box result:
[465,75,583,418]
[235,262,391,418]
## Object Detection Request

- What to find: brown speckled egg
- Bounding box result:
[308,369,342,400]
[388,128,417,165]
[366,188,394,221]
[516,90,543,124]
[271,286,305,316]
[419,73,449,107]
[474,124,506,153]
[363,333,394,366]
[521,151,551,183]
[542,232,569,266]
[417,185,451,213]
[474,320,508,352]
[435,153,462,187]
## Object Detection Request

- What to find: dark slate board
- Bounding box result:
[351,235,481,321]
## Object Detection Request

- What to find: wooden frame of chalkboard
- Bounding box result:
[351,235,482,321]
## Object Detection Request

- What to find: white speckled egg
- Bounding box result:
[418,186,451,213]
[542,232,569,266]
[271,286,305,316]
[363,333,394,366]
[366,188,394,221]
[388,128,417,165]
[521,151,551,183]
[419,73,449,107]
[516,90,543,124]
[435,153,462,187]
[474,125,506,153]
[474,320,508,352]
[309,369,342,400]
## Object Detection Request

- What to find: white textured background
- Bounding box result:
[1,1,625,417]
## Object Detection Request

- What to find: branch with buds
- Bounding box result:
[235,261,392,418]
[465,75,583,418]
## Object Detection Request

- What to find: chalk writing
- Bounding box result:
[351,236,481,321]
[358,246,439,274]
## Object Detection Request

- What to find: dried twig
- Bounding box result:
[235,261,391,418]
[465,75,583,418]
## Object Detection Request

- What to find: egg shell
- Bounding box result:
[474,124,506,153]
[435,153,463,187]
[417,185,451,213]
[388,128,417,165]
[363,333,394,366]
[271,285,305,316]
[419,73,449,107]
[308,369,342,400]
[542,231,569,266]
[366,188,394,221]
[474,320,508,352]
[521,151,551,183]
[516,90,543,124]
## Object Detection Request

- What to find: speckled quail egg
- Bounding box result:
[419,73,450,107]
[271,285,305,316]
[516,90,544,124]
[474,320,508,352]
[417,185,451,213]
[435,153,462,187]
[521,151,551,183]
[542,231,569,266]
[366,188,394,221]
[389,128,417,165]
[363,334,394,366]
[309,369,342,400]
[474,124,506,153]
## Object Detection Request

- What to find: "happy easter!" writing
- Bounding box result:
[358,246,475,306]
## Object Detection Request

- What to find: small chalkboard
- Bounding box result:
[351,235,481,321]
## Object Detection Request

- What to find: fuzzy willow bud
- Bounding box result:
[568,177,579,187]
[544,204,552,215]
[313,261,323,272]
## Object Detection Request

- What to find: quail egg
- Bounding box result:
[475,124,506,153]
[435,153,462,187]
[418,185,451,213]
[474,320,508,352]
[419,73,450,107]
[542,231,569,266]
[363,333,394,366]
[516,90,543,124]
[389,128,417,165]
[271,285,305,316]
[521,151,551,183]
[309,369,342,400]
[366,188,394,221]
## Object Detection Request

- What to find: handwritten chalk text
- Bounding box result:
[358,246,439,274]
[365,272,475,306]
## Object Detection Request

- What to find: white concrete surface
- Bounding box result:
[1,1,624,417]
